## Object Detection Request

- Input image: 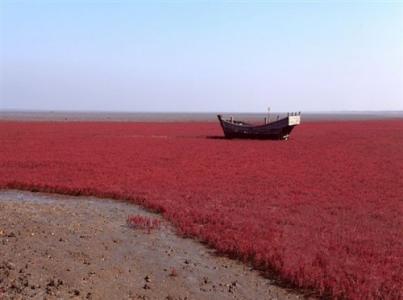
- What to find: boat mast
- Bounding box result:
[267,107,271,124]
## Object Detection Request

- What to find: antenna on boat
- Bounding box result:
[267,107,271,124]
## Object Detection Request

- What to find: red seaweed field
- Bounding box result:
[0,120,402,299]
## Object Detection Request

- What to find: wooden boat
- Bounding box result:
[217,113,301,140]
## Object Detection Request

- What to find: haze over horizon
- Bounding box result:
[1,1,403,113]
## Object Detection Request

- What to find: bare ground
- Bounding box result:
[0,190,305,300]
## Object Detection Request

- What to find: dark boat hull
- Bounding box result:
[217,115,300,140]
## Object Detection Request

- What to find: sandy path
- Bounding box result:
[0,190,304,300]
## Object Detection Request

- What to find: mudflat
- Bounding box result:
[0,190,303,300]
[0,110,402,122]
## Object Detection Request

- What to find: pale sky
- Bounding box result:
[1,0,402,112]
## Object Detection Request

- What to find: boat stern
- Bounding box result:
[288,115,301,126]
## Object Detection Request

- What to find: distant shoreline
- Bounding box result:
[1,110,402,122]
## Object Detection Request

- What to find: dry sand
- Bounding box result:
[0,190,306,300]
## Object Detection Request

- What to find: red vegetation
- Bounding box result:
[127,215,161,232]
[169,268,178,277]
[0,120,402,299]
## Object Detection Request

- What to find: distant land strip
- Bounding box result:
[1,110,403,122]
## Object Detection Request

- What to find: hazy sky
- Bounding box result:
[1,0,402,112]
